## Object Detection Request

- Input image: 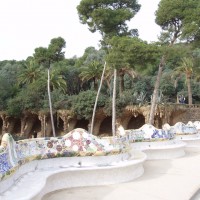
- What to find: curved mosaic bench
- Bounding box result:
[168,122,198,137]
[1,150,146,200]
[126,124,186,160]
[193,121,200,133]
[164,122,200,152]
[0,129,146,197]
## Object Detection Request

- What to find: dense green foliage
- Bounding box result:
[77,0,140,39]
[155,0,200,43]
[0,45,200,118]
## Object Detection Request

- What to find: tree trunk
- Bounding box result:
[112,68,117,138]
[106,79,112,95]
[90,62,107,134]
[187,75,192,105]
[48,68,56,137]
[148,30,179,125]
[149,55,166,125]
[93,77,98,91]
[119,74,124,97]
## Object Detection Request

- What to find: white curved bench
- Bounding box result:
[176,134,200,152]
[131,140,186,160]
[0,150,146,200]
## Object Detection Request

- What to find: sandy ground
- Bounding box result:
[42,150,200,200]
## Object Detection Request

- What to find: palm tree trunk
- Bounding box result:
[93,77,98,91]
[48,68,56,137]
[112,68,117,138]
[106,79,112,93]
[44,115,46,137]
[119,74,124,97]
[90,62,107,134]
[149,55,166,125]
[187,75,192,105]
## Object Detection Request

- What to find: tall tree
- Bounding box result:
[77,0,140,39]
[33,37,66,137]
[48,37,66,62]
[174,57,194,105]
[107,36,160,96]
[54,58,81,95]
[79,61,103,90]
[77,0,140,137]
[149,0,198,125]
[17,59,41,86]
[0,61,21,110]
[90,62,107,134]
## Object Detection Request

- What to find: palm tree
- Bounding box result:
[79,61,103,91]
[49,69,67,93]
[47,67,67,137]
[112,68,117,139]
[118,67,137,96]
[47,67,55,137]
[17,60,41,86]
[174,57,194,105]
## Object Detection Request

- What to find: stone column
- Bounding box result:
[38,113,47,137]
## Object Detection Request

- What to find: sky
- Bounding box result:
[0,0,161,61]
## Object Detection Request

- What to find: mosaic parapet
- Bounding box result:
[126,122,200,142]
[125,124,186,160]
[163,122,200,151]
[193,121,200,132]
[163,121,199,138]
[125,124,175,142]
[0,128,129,182]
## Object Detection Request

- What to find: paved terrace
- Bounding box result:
[43,150,200,200]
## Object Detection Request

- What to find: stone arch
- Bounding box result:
[55,116,64,136]
[13,118,21,135]
[169,110,187,126]
[31,117,42,138]
[127,114,145,129]
[91,108,107,136]
[74,119,89,131]
[99,116,112,136]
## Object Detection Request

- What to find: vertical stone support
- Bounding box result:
[1,115,15,133]
[46,117,52,137]
[57,110,76,133]
[143,110,150,124]
[20,115,28,137]
[63,116,69,132]
[1,114,8,134]
[92,118,103,136]
[38,113,47,137]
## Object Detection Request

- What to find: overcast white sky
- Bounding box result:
[0,0,161,61]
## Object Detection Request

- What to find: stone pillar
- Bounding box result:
[1,114,8,134]
[1,115,15,134]
[92,118,102,136]
[20,114,28,137]
[38,113,47,137]
[63,116,69,132]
